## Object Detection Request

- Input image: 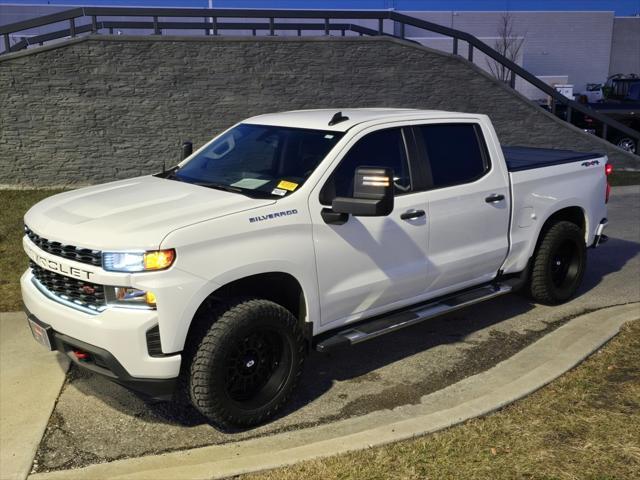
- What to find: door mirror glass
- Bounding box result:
[332,166,394,217]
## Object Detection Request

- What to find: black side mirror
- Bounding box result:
[332,166,394,217]
[181,141,193,160]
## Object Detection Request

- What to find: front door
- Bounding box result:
[310,126,429,328]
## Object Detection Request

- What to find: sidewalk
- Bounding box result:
[0,312,69,480]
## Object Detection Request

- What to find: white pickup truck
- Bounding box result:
[22,109,611,427]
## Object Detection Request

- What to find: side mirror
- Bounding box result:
[332,166,394,217]
[181,141,193,160]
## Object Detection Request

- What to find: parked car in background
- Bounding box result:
[582,83,605,104]
[575,79,640,154]
[547,77,640,155]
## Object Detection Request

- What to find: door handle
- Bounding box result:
[485,194,505,203]
[400,209,426,220]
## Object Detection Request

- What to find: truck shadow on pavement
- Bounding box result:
[69,236,639,432]
[70,293,538,431]
[579,237,640,294]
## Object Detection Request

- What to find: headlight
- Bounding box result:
[103,249,175,272]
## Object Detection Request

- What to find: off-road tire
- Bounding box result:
[529,221,586,305]
[188,298,305,428]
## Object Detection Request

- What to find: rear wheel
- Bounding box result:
[188,298,305,428]
[529,221,586,305]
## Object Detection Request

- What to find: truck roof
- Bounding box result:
[243,108,471,132]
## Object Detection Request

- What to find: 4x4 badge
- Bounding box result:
[581,160,600,167]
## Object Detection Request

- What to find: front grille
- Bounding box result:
[30,261,106,312]
[25,226,102,267]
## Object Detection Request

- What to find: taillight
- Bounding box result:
[605,163,613,203]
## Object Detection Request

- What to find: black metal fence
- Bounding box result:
[1,7,638,150]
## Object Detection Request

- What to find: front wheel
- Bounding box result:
[188,298,305,428]
[529,221,587,305]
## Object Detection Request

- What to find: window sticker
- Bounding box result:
[277,180,299,191]
[230,178,270,189]
[271,188,287,197]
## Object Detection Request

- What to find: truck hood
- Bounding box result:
[24,176,275,250]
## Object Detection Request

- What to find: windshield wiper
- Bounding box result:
[193,182,276,199]
[164,175,277,199]
[194,182,244,194]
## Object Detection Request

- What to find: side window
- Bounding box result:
[320,128,411,205]
[416,124,489,188]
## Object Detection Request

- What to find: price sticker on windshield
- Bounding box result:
[277,180,299,192]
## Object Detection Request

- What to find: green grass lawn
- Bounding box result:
[246,320,640,480]
[0,189,64,311]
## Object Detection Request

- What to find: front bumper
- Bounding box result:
[21,270,182,382]
[25,308,177,400]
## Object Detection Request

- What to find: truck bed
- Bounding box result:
[502,146,603,172]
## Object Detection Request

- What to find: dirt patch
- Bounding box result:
[329,322,567,420]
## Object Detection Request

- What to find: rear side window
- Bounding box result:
[320,127,411,205]
[416,124,489,188]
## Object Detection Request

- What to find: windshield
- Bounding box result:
[172,123,344,198]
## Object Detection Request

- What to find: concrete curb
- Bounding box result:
[28,302,640,480]
[0,312,70,480]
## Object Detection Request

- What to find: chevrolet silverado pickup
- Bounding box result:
[21,109,611,427]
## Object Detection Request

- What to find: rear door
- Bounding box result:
[412,121,511,294]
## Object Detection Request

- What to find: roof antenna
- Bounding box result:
[328,111,349,126]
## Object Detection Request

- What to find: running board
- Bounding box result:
[315,283,512,352]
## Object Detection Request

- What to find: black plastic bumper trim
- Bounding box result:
[24,307,179,400]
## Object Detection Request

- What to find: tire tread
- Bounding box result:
[188,298,305,428]
[529,221,585,305]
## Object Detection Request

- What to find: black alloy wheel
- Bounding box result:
[187,298,305,428]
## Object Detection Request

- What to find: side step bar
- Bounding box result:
[315,283,512,352]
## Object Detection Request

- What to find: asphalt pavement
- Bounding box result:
[28,303,638,480]
[18,186,640,474]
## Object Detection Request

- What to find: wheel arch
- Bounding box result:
[538,206,587,239]
[182,271,311,354]
[528,205,588,266]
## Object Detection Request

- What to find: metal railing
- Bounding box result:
[1,7,638,148]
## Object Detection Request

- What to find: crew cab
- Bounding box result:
[21,109,611,427]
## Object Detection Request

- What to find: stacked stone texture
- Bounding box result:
[0,36,636,186]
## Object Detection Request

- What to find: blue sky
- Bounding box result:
[2,1,639,16]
